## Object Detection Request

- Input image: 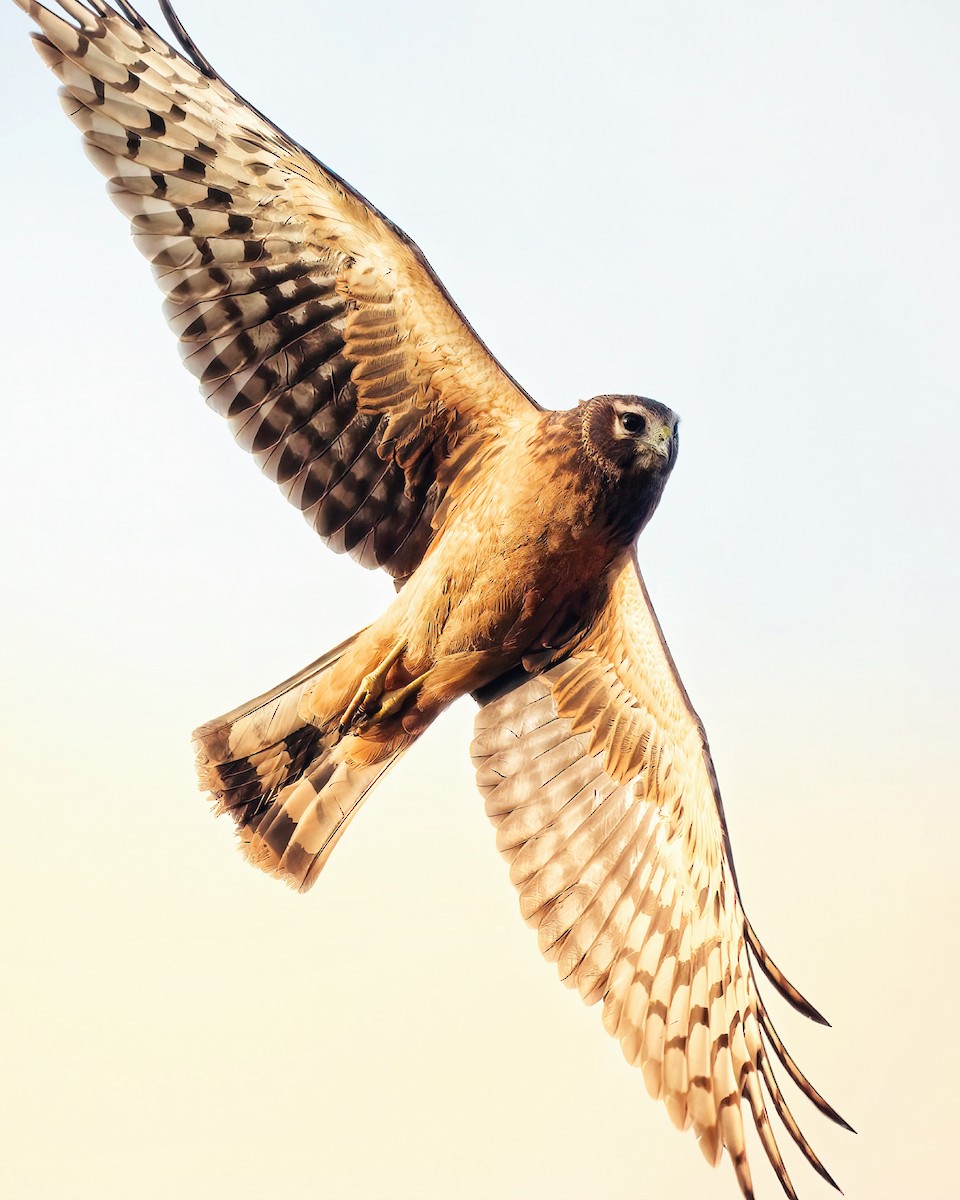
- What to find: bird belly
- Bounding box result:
[397,482,616,676]
[304,443,615,741]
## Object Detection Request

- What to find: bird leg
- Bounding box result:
[338,640,408,735]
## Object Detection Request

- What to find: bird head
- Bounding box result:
[580,394,679,481]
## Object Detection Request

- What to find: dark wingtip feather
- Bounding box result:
[816,1162,843,1193]
[757,1044,845,1191]
[158,0,217,77]
[758,1003,853,1131]
[745,921,830,1024]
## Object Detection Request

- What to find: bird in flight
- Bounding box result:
[13,2,851,1195]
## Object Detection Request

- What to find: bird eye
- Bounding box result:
[619,411,646,436]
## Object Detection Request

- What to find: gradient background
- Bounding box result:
[1,2,957,1198]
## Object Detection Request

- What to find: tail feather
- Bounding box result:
[194,628,401,891]
[243,739,401,891]
[194,630,360,775]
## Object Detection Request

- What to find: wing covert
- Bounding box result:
[17,0,540,580]
[471,552,848,1199]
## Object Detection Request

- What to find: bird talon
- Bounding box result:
[340,641,408,733]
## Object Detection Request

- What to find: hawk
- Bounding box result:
[14,2,851,1196]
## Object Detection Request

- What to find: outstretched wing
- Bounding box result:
[471,552,850,1200]
[16,0,540,581]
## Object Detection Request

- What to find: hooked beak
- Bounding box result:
[650,422,676,461]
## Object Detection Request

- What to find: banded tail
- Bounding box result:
[194,632,401,891]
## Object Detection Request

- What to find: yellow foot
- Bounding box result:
[339,640,408,735]
[358,673,429,729]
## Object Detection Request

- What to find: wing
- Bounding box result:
[471,552,850,1199]
[16,0,540,581]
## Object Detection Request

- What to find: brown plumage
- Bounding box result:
[12,2,851,1196]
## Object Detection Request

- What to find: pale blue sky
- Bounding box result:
[1,2,957,1198]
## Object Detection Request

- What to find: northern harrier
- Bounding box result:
[13,2,851,1195]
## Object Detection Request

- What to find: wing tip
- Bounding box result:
[157,0,218,78]
[805,1153,845,1195]
[756,1002,853,1134]
[832,1111,857,1135]
[813,1090,854,1133]
[805,996,831,1028]
[744,919,831,1024]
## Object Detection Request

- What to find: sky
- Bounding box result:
[1,1,958,1198]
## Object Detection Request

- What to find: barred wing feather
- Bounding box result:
[471,553,849,1199]
[17,0,539,581]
